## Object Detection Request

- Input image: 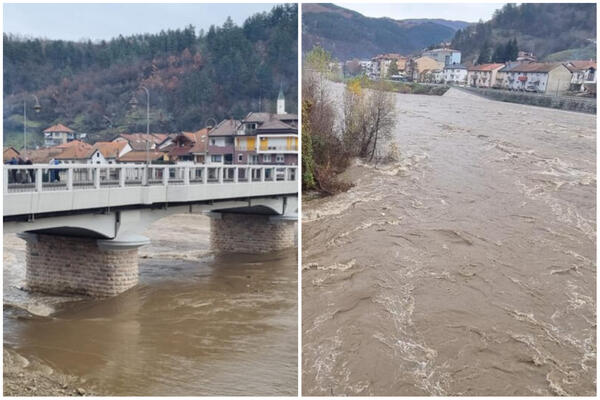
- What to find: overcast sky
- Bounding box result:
[335,3,505,23]
[3,3,277,41]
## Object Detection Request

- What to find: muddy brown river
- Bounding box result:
[4,214,297,396]
[302,85,596,396]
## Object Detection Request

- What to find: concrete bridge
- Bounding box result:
[4,163,298,297]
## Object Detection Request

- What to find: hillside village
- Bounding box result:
[341,47,596,96]
[4,90,298,170]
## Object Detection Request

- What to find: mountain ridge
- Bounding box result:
[302,3,470,60]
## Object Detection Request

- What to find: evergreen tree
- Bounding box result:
[507,38,519,61]
[477,40,492,64]
[491,43,506,62]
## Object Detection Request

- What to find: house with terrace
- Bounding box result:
[567,60,596,93]
[164,128,209,164]
[443,64,468,85]
[407,56,444,82]
[498,62,572,93]
[467,63,505,88]
[239,113,298,165]
[43,123,78,147]
[207,119,239,165]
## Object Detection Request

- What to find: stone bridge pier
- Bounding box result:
[12,195,298,297]
[18,232,149,297]
[209,213,297,253]
[207,195,298,253]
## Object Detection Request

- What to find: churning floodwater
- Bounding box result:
[4,214,297,396]
[302,84,596,396]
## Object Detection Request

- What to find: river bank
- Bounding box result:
[457,86,596,114]
[4,348,95,396]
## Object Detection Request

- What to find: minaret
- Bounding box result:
[277,83,286,114]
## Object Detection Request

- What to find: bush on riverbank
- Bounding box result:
[341,75,450,96]
[343,78,397,161]
[303,46,398,194]
[302,46,353,194]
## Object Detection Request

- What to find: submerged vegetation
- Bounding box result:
[350,76,450,96]
[302,46,397,194]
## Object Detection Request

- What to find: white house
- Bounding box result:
[86,141,131,164]
[370,53,405,79]
[443,64,468,85]
[43,123,78,147]
[498,62,573,93]
[567,60,596,93]
[422,48,461,66]
[359,60,373,75]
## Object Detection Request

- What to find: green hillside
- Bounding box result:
[3,4,297,149]
[451,3,596,64]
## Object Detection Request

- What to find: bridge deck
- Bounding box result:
[4,164,297,218]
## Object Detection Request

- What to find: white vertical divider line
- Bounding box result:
[297,2,303,397]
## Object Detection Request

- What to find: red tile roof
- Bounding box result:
[187,128,210,154]
[54,140,93,160]
[3,147,20,162]
[114,133,166,151]
[88,141,127,159]
[43,123,74,133]
[117,151,165,162]
[502,62,566,73]
[256,119,295,131]
[567,60,596,71]
[468,63,505,71]
[209,119,240,136]
[20,148,62,163]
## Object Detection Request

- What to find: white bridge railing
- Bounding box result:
[4,164,297,194]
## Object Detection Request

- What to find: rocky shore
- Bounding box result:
[3,348,96,396]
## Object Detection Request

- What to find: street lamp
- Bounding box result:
[129,86,150,166]
[24,95,41,155]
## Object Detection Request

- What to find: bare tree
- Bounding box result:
[342,80,396,161]
[365,87,396,161]
[345,59,362,76]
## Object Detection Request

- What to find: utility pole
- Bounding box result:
[23,95,41,155]
[130,86,151,166]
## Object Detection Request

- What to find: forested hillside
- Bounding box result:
[302,3,468,60]
[3,4,297,148]
[451,3,596,64]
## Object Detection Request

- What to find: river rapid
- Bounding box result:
[4,214,297,396]
[302,85,596,396]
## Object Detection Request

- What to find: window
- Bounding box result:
[211,155,222,163]
[251,155,259,164]
[263,154,271,163]
[276,154,284,163]
[238,154,243,162]
[210,139,216,146]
